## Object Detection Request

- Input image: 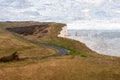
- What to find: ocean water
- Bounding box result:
[67,30,120,57]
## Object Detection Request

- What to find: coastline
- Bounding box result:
[67,30,120,57]
[0,21,120,80]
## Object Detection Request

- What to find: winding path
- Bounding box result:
[11,32,69,59]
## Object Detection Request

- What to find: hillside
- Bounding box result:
[0,21,120,80]
[4,21,96,57]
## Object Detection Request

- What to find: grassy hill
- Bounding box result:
[0,21,120,80]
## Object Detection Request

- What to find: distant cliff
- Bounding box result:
[58,26,67,38]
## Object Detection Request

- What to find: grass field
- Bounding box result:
[0,22,56,65]
[0,21,120,80]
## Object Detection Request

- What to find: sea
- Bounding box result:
[67,30,120,57]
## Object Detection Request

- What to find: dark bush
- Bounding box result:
[0,52,19,62]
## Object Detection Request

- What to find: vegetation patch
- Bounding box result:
[0,22,120,80]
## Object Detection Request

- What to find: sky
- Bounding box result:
[0,0,120,29]
[67,20,120,29]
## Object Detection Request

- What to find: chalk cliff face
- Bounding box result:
[58,26,67,38]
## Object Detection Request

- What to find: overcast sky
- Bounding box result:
[0,0,120,29]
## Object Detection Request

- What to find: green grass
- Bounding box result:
[37,23,96,57]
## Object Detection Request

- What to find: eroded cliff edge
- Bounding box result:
[0,21,120,80]
[5,21,98,57]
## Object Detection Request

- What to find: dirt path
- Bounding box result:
[11,32,69,59]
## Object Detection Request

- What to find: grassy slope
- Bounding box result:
[37,23,102,57]
[0,22,120,80]
[0,22,56,62]
[0,56,120,80]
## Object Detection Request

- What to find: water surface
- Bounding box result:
[67,30,120,57]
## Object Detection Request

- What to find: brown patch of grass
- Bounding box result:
[0,56,120,80]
